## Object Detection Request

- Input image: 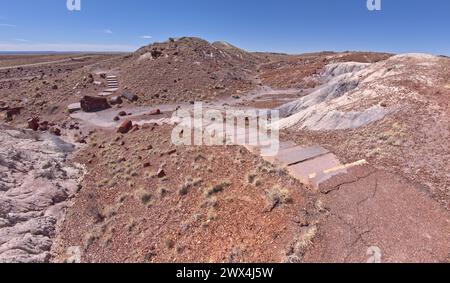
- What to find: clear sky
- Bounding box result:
[0,0,449,54]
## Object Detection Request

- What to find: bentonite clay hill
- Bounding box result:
[1,37,450,263]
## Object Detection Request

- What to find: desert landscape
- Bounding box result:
[0,37,449,263]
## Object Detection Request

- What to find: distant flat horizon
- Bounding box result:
[0,51,130,55]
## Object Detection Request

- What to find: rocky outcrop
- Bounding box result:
[0,125,84,263]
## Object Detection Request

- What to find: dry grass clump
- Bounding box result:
[285,225,318,263]
[204,180,231,197]
[266,186,293,211]
[134,188,152,205]
[179,178,203,196]
[246,172,257,184]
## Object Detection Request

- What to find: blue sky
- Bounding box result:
[0,0,449,54]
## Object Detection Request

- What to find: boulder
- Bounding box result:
[27,117,40,131]
[148,109,162,116]
[117,120,133,134]
[122,92,139,102]
[109,96,123,105]
[80,96,110,112]
[67,103,81,114]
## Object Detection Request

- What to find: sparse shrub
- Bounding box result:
[103,205,118,219]
[293,226,317,255]
[158,187,168,198]
[83,232,98,249]
[134,188,152,205]
[246,172,257,184]
[126,218,138,232]
[202,196,218,208]
[266,186,292,210]
[165,239,175,249]
[90,206,105,223]
[179,178,202,196]
[207,208,218,221]
[205,180,230,197]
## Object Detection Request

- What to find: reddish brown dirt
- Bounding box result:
[52,124,322,263]
[305,165,450,263]
[100,37,262,106]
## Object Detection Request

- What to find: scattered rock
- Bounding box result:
[39,121,49,131]
[117,120,133,134]
[109,96,123,105]
[148,109,161,116]
[118,111,127,117]
[122,92,139,102]
[5,107,22,121]
[27,117,40,131]
[157,169,166,178]
[67,103,81,114]
[49,127,61,136]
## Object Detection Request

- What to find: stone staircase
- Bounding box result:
[183,119,366,189]
[246,140,366,189]
[99,75,119,96]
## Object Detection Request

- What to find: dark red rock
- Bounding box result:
[117,120,133,134]
[156,169,166,178]
[148,109,161,116]
[49,127,61,136]
[80,96,110,112]
[109,96,123,105]
[6,107,22,121]
[27,117,40,131]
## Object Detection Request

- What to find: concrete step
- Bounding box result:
[308,159,368,189]
[246,140,296,155]
[287,153,342,185]
[104,88,119,93]
[272,145,330,167]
